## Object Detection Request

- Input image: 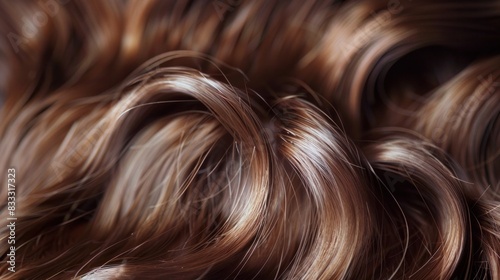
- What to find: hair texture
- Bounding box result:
[0,0,499,279]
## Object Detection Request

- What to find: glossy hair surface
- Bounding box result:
[0,0,499,279]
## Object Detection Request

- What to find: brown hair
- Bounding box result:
[0,0,499,279]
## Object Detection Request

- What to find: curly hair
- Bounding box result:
[0,0,498,279]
